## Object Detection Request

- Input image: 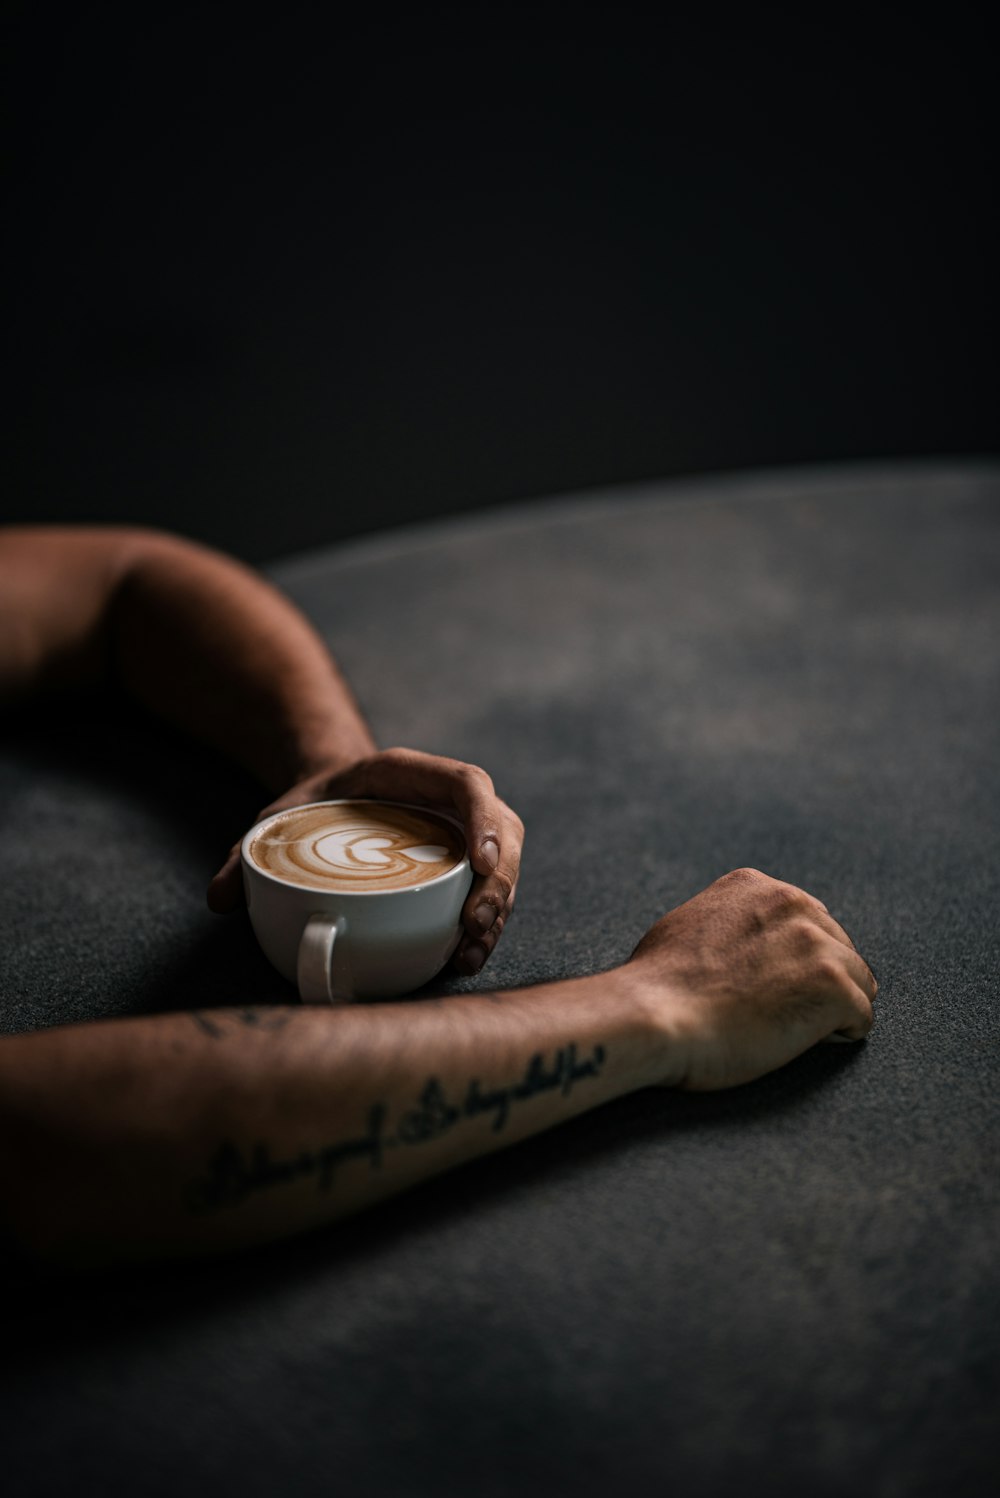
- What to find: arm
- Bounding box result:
[0,870,876,1268]
[0,525,376,786]
[0,525,522,972]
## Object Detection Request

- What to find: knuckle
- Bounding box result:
[491,869,515,904]
[727,867,768,885]
[380,746,412,769]
[475,922,502,956]
[816,955,846,989]
[463,764,494,794]
[767,883,804,913]
[791,916,824,951]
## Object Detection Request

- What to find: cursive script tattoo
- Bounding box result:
[465,1044,608,1132]
[397,1080,461,1143]
[184,1042,607,1213]
[186,1105,388,1212]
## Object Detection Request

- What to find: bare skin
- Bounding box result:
[0,526,522,972]
[0,527,876,1267]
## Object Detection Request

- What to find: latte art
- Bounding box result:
[250,802,466,892]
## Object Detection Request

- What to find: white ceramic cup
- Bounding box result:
[241,800,474,1003]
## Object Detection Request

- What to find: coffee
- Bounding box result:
[249,801,466,893]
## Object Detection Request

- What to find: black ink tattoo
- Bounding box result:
[189,1007,293,1040]
[464,1078,513,1132]
[465,1044,608,1132]
[398,1045,609,1141]
[186,1106,387,1212]
[190,1011,223,1039]
[185,1043,607,1213]
[396,1080,461,1143]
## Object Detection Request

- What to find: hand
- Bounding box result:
[626,868,877,1090]
[208,747,525,977]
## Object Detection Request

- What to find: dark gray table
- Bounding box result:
[3,461,998,1497]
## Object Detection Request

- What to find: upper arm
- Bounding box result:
[0,526,148,700]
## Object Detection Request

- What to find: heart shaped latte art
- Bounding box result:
[251,803,466,891]
[313,830,451,870]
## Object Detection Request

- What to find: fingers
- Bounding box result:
[207,841,244,913]
[454,886,517,976]
[730,873,878,1045]
[844,945,878,1004]
[799,909,878,1006]
[455,803,524,974]
[216,747,527,974]
[462,800,522,923]
[336,749,525,975]
[824,1010,874,1043]
[258,748,517,887]
[364,748,506,872]
[829,946,878,1041]
[756,872,877,992]
[796,893,869,959]
[812,939,877,1043]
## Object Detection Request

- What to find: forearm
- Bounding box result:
[0,527,376,790]
[0,975,664,1267]
[111,533,376,788]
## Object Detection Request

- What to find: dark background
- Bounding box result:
[6,5,996,564]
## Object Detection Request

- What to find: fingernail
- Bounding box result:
[463,943,487,974]
[480,839,499,870]
[473,902,496,932]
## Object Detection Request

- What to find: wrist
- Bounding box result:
[607,962,690,1090]
[272,727,378,794]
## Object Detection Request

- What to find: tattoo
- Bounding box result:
[186,1106,388,1212]
[464,1044,608,1132]
[190,1011,223,1039]
[189,1007,293,1039]
[397,1079,461,1143]
[185,1042,607,1214]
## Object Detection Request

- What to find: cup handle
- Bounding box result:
[297,913,348,1003]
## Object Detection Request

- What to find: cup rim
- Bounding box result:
[240,798,472,897]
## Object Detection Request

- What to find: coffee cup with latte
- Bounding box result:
[241,800,473,1002]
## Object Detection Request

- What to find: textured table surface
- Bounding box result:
[3,461,998,1498]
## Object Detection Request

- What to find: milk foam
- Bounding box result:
[250,803,465,892]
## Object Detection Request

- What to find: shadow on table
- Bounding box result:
[5,1041,866,1366]
[0,693,261,850]
[2,694,870,1361]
